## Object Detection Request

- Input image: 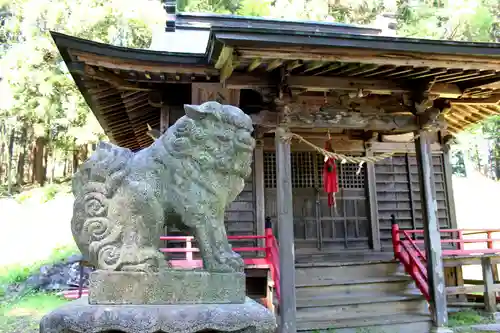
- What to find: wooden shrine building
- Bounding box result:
[51,11,500,333]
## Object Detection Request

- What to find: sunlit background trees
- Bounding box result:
[0,0,498,195]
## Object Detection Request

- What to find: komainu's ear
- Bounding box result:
[184,104,207,120]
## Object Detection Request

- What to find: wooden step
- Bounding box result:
[296,275,416,298]
[297,292,425,308]
[297,313,432,332]
[295,261,400,284]
[296,294,429,322]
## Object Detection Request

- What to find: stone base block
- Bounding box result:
[89,270,246,305]
[40,296,276,333]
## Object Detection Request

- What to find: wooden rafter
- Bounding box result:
[237,49,500,71]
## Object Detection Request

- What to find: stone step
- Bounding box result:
[295,261,400,284]
[296,295,429,321]
[296,292,425,308]
[297,313,432,332]
[295,275,416,298]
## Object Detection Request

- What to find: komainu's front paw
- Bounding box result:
[213,250,244,273]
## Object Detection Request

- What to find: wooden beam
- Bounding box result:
[450,96,500,106]
[415,130,449,328]
[192,83,241,105]
[226,73,462,97]
[248,58,262,72]
[446,283,500,295]
[275,127,297,333]
[84,65,150,91]
[73,51,217,75]
[251,109,445,132]
[431,83,462,99]
[287,76,405,94]
[215,46,237,82]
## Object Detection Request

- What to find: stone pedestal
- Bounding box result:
[39,296,276,333]
[89,270,246,305]
[41,270,276,333]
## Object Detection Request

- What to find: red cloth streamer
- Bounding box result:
[323,140,338,207]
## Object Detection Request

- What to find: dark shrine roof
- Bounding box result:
[51,13,500,151]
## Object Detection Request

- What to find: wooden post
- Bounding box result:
[160,105,170,134]
[442,143,458,230]
[482,257,497,314]
[365,144,381,251]
[275,127,297,333]
[415,131,449,328]
[254,139,266,248]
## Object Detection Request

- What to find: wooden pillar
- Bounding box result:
[365,143,381,251]
[415,131,449,328]
[482,257,497,314]
[275,127,297,333]
[254,138,266,248]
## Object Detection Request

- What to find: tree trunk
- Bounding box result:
[16,125,28,185]
[7,128,15,195]
[43,140,49,183]
[33,136,46,186]
[72,148,79,174]
[63,156,67,178]
[50,149,56,183]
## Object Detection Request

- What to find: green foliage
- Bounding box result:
[0,244,79,287]
[397,0,499,41]
[0,0,165,190]
[447,309,494,327]
[0,292,69,333]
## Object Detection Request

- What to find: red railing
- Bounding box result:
[392,223,430,300]
[63,228,281,302]
[159,227,280,301]
[392,221,500,302]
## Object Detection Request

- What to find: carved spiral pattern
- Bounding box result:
[83,217,112,242]
[83,192,107,217]
[98,244,120,268]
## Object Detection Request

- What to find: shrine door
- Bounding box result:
[264,151,371,252]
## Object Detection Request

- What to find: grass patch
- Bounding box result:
[0,292,69,333]
[448,310,494,327]
[12,181,71,204]
[0,244,79,287]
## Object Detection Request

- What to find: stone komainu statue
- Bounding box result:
[71,102,255,274]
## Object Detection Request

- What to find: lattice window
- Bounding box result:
[264,152,276,188]
[291,152,315,188]
[265,151,365,189]
[316,154,365,189]
[264,151,315,188]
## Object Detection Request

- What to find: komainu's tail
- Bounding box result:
[71,142,133,269]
